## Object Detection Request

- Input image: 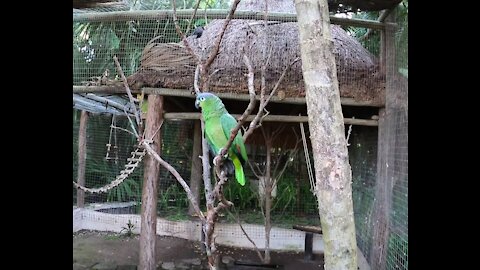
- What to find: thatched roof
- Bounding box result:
[128,18,385,103]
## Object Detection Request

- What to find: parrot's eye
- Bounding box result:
[200,97,206,101]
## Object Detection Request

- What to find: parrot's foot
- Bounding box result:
[213,156,221,167]
[218,147,229,159]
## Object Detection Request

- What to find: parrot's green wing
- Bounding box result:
[220,114,248,164]
[220,113,248,186]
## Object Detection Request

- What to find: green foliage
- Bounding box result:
[224,179,258,210]
[158,183,189,210]
[344,11,381,56]
[107,177,141,202]
[119,220,136,237]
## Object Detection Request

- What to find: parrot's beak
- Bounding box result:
[195,100,200,109]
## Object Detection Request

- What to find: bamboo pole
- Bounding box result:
[76,110,88,208]
[73,9,389,29]
[138,95,163,270]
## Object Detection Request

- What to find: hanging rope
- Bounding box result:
[73,147,146,193]
[105,114,118,164]
[300,122,316,196]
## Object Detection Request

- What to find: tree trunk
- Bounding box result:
[76,110,88,208]
[139,95,163,270]
[294,0,358,269]
[188,120,202,216]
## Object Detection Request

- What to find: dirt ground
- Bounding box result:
[73,230,324,270]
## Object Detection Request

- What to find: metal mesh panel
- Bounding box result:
[385,4,408,270]
[73,110,143,208]
[349,126,378,261]
[73,1,407,268]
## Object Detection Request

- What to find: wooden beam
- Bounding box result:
[76,110,88,208]
[139,95,163,270]
[73,85,134,94]
[73,86,384,107]
[73,85,384,107]
[188,120,202,216]
[73,9,387,30]
[163,112,378,126]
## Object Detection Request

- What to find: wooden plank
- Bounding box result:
[74,86,384,107]
[143,87,383,107]
[139,95,163,270]
[163,112,378,126]
[76,110,88,208]
[73,9,387,29]
[293,224,323,234]
[73,85,135,94]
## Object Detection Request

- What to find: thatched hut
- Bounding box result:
[127,0,385,105]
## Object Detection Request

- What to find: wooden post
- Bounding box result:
[304,232,314,260]
[370,108,389,269]
[188,120,202,216]
[76,110,88,208]
[139,95,163,270]
[371,9,396,270]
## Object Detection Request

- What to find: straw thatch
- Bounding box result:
[128,18,384,103]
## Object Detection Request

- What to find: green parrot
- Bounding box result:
[195,93,248,186]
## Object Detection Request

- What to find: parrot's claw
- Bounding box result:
[218,148,228,159]
[213,156,221,167]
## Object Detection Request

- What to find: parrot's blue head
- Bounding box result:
[195,92,222,110]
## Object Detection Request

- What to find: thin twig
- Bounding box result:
[208,69,222,80]
[150,119,164,141]
[185,0,202,37]
[247,160,262,179]
[227,207,265,262]
[203,0,241,71]
[217,55,257,159]
[110,125,136,137]
[172,0,200,64]
[346,121,353,147]
[123,107,139,139]
[194,65,201,94]
[113,55,141,127]
[265,57,300,104]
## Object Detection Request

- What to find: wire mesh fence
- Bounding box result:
[73,1,407,269]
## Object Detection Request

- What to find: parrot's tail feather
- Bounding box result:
[232,157,245,186]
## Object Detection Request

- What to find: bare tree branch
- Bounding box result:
[142,140,205,222]
[172,0,200,64]
[226,207,265,262]
[194,65,201,94]
[185,0,202,37]
[203,0,241,71]
[247,160,262,179]
[265,57,300,105]
[200,118,214,208]
[217,55,257,159]
[113,55,141,127]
